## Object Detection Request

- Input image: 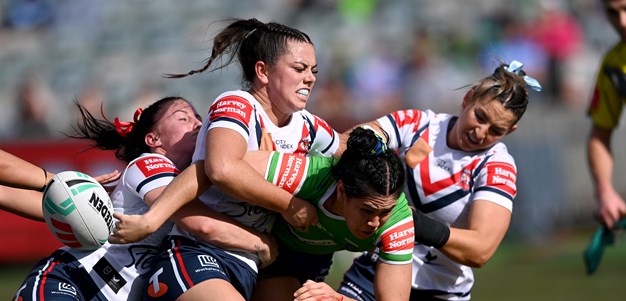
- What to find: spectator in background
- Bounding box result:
[345,43,404,123]
[3,0,53,30]
[531,0,583,104]
[14,73,55,138]
[586,0,626,229]
[479,12,548,102]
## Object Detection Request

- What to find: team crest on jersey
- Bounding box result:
[458,168,472,191]
[300,138,312,151]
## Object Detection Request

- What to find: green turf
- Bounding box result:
[1,226,624,300]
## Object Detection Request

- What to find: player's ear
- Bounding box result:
[507,124,518,135]
[145,132,161,148]
[255,61,269,85]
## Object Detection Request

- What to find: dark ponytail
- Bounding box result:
[67,96,186,163]
[332,127,405,199]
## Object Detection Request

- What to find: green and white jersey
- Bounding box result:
[265,152,414,265]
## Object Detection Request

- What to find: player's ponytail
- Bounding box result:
[332,127,405,198]
[68,96,186,163]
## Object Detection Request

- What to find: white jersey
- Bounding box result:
[63,153,177,300]
[378,109,517,300]
[171,90,339,266]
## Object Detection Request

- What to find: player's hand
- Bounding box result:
[93,170,121,193]
[108,212,155,244]
[294,280,347,301]
[281,197,318,231]
[257,232,279,269]
[597,189,626,229]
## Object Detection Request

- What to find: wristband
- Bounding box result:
[37,168,48,192]
[413,208,450,248]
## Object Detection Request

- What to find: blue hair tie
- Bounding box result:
[505,60,542,92]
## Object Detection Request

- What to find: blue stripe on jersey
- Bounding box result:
[385,114,402,145]
[136,172,178,194]
[413,288,471,298]
[213,116,250,136]
[409,123,430,145]
[254,106,262,148]
[475,186,514,201]
[419,189,471,213]
[320,132,336,154]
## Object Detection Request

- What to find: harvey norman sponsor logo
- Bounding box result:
[486,162,516,195]
[277,154,305,194]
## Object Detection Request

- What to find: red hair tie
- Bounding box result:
[101,104,143,138]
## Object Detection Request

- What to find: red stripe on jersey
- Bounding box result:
[135,156,178,178]
[390,110,422,133]
[50,218,73,233]
[275,154,307,194]
[173,240,194,288]
[208,95,253,125]
[314,116,333,135]
[380,219,415,253]
[39,260,59,300]
[419,129,483,196]
[485,162,517,196]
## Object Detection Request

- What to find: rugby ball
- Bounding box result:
[42,171,114,250]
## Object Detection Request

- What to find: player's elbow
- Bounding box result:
[204,160,231,185]
[177,217,218,239]
[464,250,495,268]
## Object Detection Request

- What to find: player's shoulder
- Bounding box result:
[483,142,516,165]
[126,153,178,176]
[602,41,626,66]
[212,90,256,106]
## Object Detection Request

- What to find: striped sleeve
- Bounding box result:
[208,93,255,140]
[376,195,414,264]
[377,109,429,150]
[473,151,517,211]
[265,152,336,201]
[124,155,179,199]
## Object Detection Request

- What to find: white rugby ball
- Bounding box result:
[42,171,114,250]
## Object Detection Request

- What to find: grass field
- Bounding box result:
[1,225,624,300]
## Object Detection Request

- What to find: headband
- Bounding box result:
[505,60,542,92]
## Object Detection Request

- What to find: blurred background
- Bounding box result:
[1,0,625,299]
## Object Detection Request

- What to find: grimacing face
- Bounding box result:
[448,95,518,152]
[264,40,317,116]
[342,193,397,239]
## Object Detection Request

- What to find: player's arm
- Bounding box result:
[439,200,511,267]
[110,150,298,244]
[205,128,317,229]
[0,170,119,222]
[0,150,52,191]
[0,185,44,221]
[587,125,626,228]
[373,262,412,301]
[110,160,210,243]
[143,186,278,267]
